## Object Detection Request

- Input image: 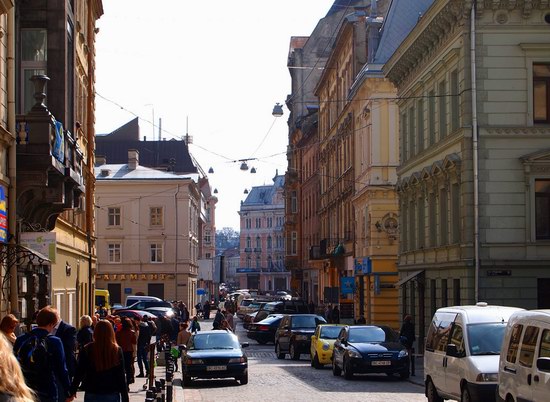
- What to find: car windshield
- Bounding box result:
[348,327,392,343]
[190,332,240,350]
[320,326,342,340]
[264,304,277,312]
[467,323,507,356]
[291,315,325,328]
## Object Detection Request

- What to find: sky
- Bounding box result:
[94,0,337,231]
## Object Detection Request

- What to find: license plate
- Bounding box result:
[206,365,227,371]
[371,360,391,366]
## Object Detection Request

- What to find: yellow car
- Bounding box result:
[310,324,345,369]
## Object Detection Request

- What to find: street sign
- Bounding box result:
[341,277,355,294]
[197,288,206,295]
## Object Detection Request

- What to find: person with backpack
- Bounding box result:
[70,320,129,402]
[14,306,72,402]
[0,335,35,402]
[54,318,77,402]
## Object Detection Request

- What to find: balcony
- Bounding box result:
[244,247,252,253]
[16,75,84,231]
[253,247,262,253]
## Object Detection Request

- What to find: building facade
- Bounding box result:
[238,173,290,292]
[385,0,550,349]
[95,150,201,308]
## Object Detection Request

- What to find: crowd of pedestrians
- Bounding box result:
[0,299,210,402]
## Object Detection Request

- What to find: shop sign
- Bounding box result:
[95,273,174,281]
[354,257,371,275]
[20,232,57,263]
[341,277,355,294]
[0,185,6,243]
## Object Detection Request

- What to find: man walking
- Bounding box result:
[136,317,152,378]
[14,306,72,402]
[54,317,77,402]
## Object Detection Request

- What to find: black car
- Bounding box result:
[254,300,310,323]
[332,325,410,380]
[246,314,284,344]
[181,330,249,386]
[275,314,327,360]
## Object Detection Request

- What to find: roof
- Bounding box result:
[434,304,524,324]
[242,175,285,207]
[95,163,198,181]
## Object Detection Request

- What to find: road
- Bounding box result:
[182,317,427,402]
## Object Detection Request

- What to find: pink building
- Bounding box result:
[238,173,290,292]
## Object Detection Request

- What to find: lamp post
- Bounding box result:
[144,104,155,140]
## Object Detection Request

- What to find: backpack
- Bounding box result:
[15,333,52,390]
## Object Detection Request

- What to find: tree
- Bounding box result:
[216,227,239,252]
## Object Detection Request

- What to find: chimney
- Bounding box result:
[95,155,106,166]
[128,149,139,170]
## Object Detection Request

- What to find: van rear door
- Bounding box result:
[533,328,550,401]
[425,311,457,395]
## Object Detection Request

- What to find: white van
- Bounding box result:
[125,295,162,307]
[424,303,523,402]
[497,310,550,402]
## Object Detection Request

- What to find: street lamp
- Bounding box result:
[272,102,284,117]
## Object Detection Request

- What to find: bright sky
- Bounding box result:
[94,0,335,231]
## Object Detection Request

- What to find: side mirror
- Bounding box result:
[537,357,550,372]
[241,342,250,348]
[446,344,464,358]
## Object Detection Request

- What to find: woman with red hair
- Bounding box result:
[70,320,129,402]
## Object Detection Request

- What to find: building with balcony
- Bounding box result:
[384,0,550,350]
[238,173,289,292]
[5,1,104,327]
[95,150,202,308]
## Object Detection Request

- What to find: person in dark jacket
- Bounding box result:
[331,305,340,324]
[399,314,416,376]
[54,317,77,402]
[14,306,72,402]
[76,315,94,353]
[203,301,210,319]
[70,320,129,402]
[136,317,152,378]
[115,318,136,386]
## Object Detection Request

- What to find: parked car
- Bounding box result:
[126,300,173,311]
[114,309,158,321]
[181,330,249,386]
[332,325,410,380]
[237,299,268,319]
[276,291,292,301]
[145,306,176,318]
[424,303,523,402]
[242,311,259,330]
[246,314,284,345]
[254,300,310,323]
[497,309,550,402]
[125,295,162,307]
[275,314,327,360]
[310,324,345,368]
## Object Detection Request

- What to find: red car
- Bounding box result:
[113,309,157,320]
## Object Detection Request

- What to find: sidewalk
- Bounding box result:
[408,354,424,387]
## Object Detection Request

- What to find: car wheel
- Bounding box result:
[183,373,192,387]
[343,358,354,380]
[290,343,300,360]
[426,379,443,402]
[275,342,285,359]
[505,396,515,402]
[312,353,322,369]
[238,369,249,385]
[461,384,472,402]
[332,358,342,376]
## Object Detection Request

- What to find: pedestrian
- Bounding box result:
[70,320,129,402]
[224,310,234,332]
[190,316,201,334]
[399,315,416,376]
[54,316,77,402]
[136,317,151,378]
[331,305,340,324]
[115,318,137,386]
[76,315,94,353]
[0,335,35,402]
[0,314,19,346]
[144,316,157,336]
[14,306,72,402]
[194,302,202,318]
[203,300,210,319]
[325,304,333,324]
[212,309,224,330]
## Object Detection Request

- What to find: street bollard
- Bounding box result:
[145,389,156,402]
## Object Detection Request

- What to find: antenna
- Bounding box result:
[184,116,193,145]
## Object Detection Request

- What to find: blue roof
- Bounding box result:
[95,164,198,181]
[242,175,285,206]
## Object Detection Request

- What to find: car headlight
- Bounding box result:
[185,358,204,365]
[398,349,409,358]
[228,357,247,363]
[476,373,498,382]
[295,335,308,341]
[322,342,330,351]
[347,350,362,358]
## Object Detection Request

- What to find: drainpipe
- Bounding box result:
[7,7,18,316]
[470,2,480,303]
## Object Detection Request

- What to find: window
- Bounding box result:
[536,179,550,240]
[246,256,251,268]
[417,99,424,152]
[150,243,163,263]
[246,218,251,229]
[21,29,47,113]
[449,324,465,355]
[540,329,550,358]
[519,326,540,367]
[255,236,261,249]
[409,105,415,159]
[409,200,416,250]
[429,193,437,247]
[204,231,211,244]
[534,64,550,124]
[428,90,436,145]
[451,183,461,243]
[401,201,408,252]
[108,207,121,226]
[439,80,447,139]
[267,217,273,228]
[267,236,272,249]
[108,243,121,263]
[418,195,425,248]
[441,279,448,307]
[256,218,261,228]
[451,70,460,131]
[402,110,408,160]
[453,278,461,305]
[291,231,297,255]
[439,188,448,246]
[150,207,163,227]
[246,237,251,249]
[291,191,298,213]
[256,256,261,269]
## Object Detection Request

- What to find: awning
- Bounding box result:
[393,270,424,288]
[18,244,51,263]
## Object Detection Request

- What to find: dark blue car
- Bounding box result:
[246,314,284,344]
[332,325,410,380]
[181,330,249,386]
